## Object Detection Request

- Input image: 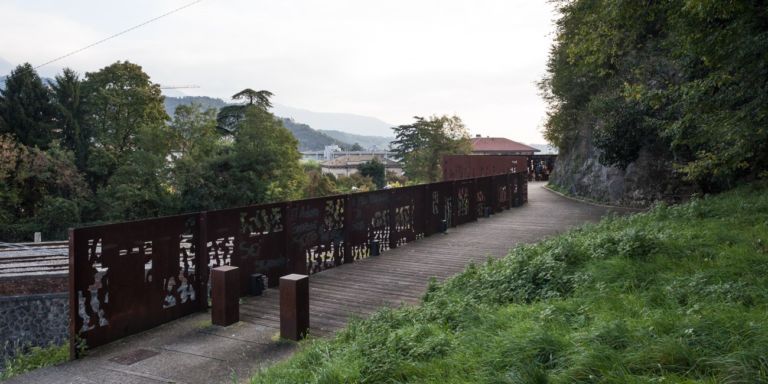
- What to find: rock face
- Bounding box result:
[550,135,680,207]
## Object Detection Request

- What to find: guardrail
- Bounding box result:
[69,172,527,357]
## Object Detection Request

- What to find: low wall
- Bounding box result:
[0,274,68,296]
[0,292,69,367]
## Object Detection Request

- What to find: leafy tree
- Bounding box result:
[0,135,88,240]
[51,68,89,170]
[217,89,274,133]
[542,0,768,191]
[81,61,170,189]
[169,103,218,156]
[391,115,471,183]
[0,63,56,149]
[77,61,174,221]
[94,150,176,221]
[349,142,364,151]
[180,99,306,210]
[358,158,385,189]
[232,88,274,109]
[302,161,339,198]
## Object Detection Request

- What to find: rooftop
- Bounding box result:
[471,137,540,153]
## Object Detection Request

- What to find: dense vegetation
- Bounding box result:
[0,62,305,240]
[542,0,768,192]
[392,115,471,183]
[252,182,768,383]
[0,62,451,241]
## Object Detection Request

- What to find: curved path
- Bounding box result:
[10,183,631,384]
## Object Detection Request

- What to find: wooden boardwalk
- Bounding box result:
[9,183,630,384]
[239,182,627,337]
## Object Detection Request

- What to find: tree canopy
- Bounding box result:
[391,115,471,183]
[357,159,386,189]
[0,64,309,240]
[542,0,768,191]
[0,63,56,149]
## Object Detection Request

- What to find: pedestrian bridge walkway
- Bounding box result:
[10,183,631,384]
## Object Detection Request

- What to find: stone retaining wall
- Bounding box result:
[0,292,68,366]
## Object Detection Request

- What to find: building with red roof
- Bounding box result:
[470,135,540,156]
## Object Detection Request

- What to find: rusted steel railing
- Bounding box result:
[68,172,527,357]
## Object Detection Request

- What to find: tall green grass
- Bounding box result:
[252,182,768,383]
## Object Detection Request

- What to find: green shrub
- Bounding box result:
[1,343,68,380]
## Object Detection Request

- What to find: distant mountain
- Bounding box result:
[272,104,395,137]
[163,96,371,151]
[319,130,393,150]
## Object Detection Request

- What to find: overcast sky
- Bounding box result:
[0,0,557,143]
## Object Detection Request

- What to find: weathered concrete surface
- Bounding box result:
[7,183,631,384]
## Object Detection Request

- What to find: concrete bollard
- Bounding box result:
[212,266,239,326]
[280,274,309,341]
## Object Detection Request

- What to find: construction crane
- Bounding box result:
[159,85,200,90]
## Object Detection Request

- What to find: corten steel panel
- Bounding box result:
[279,274,309,341]
[442,155,528,181]
[69,172,528,356]
[454,179,477,226]
[346,190,391,259]
[388,185,425,247]
[286,195,346,275]
[424,181,454,234]
[205,202,287,292]
[211,266,239,326]
[69,213,203,354]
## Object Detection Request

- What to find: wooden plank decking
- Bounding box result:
[238,181,626,337]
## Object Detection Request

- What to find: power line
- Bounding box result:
[34,0,204,70]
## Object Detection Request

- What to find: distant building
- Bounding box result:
[301,145,396,162]
[321,154,403,177]
[470,135,540,156]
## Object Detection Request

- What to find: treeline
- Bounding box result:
[0,62,313,240]
[542,0,768,191]
[0,61,470,241]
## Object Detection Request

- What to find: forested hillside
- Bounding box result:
[281,118,348,151]
[542,1,768,205]
[320,129,393,150]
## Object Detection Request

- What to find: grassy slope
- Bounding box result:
[252,183,768,383]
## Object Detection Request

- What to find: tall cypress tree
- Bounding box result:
[0,63,56,149]
[51,68,89,170]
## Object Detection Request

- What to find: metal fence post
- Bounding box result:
[67,228,77,360]
[343,195,353,264]
[212,266,239,326]
[388,190,397,249]
[280,274,309,340]
[196,211,209,312]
